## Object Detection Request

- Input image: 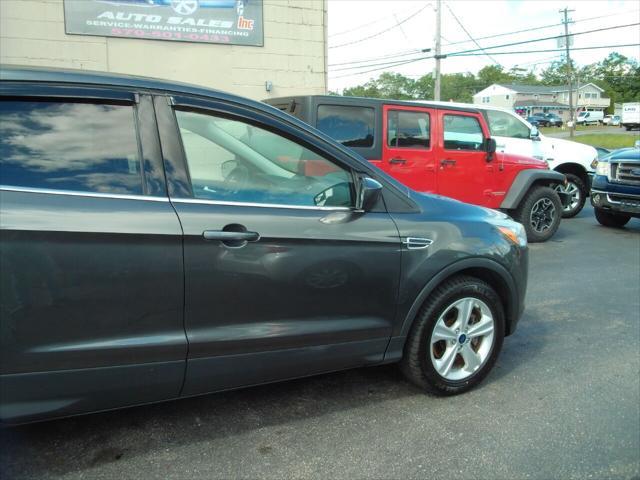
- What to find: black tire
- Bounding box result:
[400,275,505,395]
[594,208,631,228]
[554,173,587,218]
[512,186,562,242]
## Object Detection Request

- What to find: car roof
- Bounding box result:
[267,95,481,114]
[0,64,290,120]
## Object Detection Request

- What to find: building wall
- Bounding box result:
[0,0,327,100]
[472,85,515,108]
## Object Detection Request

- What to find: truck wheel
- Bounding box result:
[513,186,562,242]
[554,173,587,218]
[400,275,505,396]
[594,208,631,228]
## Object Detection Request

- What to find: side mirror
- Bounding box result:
[356,177,383,212]
[221,159,239,179]
[485,138,497,162]
[530,126,540,140]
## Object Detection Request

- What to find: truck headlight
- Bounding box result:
[596,161,610,178]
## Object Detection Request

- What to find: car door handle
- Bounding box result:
[203,230,260,242]
[440,159,457,166]
[389,157,406,165]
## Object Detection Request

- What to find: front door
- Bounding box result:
[381,105,438,193]
[155,96,401,396]
[436,110,494,206]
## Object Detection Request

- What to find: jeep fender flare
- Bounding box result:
[500,169,565,210]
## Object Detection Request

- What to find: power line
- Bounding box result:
[448,43,640,57]
[329,3,432,49]
[329,4,424,37]
[445,2,501,66]
[328,49,425,67]
[444,22,640,57]
[328,43,639,80]
[329,21,638,74]
[329,23,639,78]
[440,8,639,47]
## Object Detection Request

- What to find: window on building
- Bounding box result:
[506,94,510,100]
[175,110,354,208]
[485,110,531,139]
[443,115,484,151]
[316,105,375,148]
[387,110,430,148]
[0,100,143,194]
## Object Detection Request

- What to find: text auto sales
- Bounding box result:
[88,11,253,36]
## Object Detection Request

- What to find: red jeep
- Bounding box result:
[264,96,567,242]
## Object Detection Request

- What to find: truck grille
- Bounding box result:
[612,162,640,185]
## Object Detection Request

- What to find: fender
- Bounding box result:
[382,257,522,363]
[500,169,565,209]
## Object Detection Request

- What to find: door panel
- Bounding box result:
[158,99,402,396]
[436,111,494,206]
[0,93,186,423]
[381,105,438,193]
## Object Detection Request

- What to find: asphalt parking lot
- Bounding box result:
[1,205,639,480]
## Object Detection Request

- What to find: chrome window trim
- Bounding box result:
[0,185,169,202]
[170,197,353,211]
[0,185,355,211]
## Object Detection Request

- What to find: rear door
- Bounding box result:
[0,86,186,423]
[154,95,401,396]
[436,110,493,206]
[381,104,437,193]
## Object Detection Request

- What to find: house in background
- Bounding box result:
[473,83,610,121]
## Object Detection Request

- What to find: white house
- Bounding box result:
[473,83,610,121]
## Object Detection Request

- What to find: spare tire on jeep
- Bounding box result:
[512,186,562,242]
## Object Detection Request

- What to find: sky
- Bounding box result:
[327,0,640,92]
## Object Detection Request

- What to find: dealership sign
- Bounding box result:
[64,0,263,46]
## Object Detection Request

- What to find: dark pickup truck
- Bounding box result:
[591,144,640,227]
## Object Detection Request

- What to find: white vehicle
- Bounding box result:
[576,110,604,125]
[621,102,640,131]
[603,115,621,126]
[419,102,598,218]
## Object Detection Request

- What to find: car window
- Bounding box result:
[0,100,143,194]
[486,110,530,139]
[316,105,374,148]
[387,110,430,148]
[175,110,354,208]
[443,114,484,151]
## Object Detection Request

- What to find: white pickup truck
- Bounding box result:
[621,102,640,131]
[431,103,598,218]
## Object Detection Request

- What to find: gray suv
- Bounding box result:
[0,66,528,424]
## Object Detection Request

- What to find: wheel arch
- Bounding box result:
[500,169,565,210]
[553,163,589,188]
[397,258,521,342]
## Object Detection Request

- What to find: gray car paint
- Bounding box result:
[0,66,528,424]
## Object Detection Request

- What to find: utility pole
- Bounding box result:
[434,0,442,101]
[560,7,575,137]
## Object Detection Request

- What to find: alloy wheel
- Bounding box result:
[529,197,556,233]
[429,298,495,381]
[554,182,581,213]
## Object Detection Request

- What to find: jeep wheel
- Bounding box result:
[400,276,505,395]
[513,186,562,242]
[554,173,587,218]
[594,208,630,228]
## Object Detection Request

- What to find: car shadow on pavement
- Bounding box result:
[0,321,546,479]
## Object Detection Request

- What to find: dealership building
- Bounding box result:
[0,0,328,100]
